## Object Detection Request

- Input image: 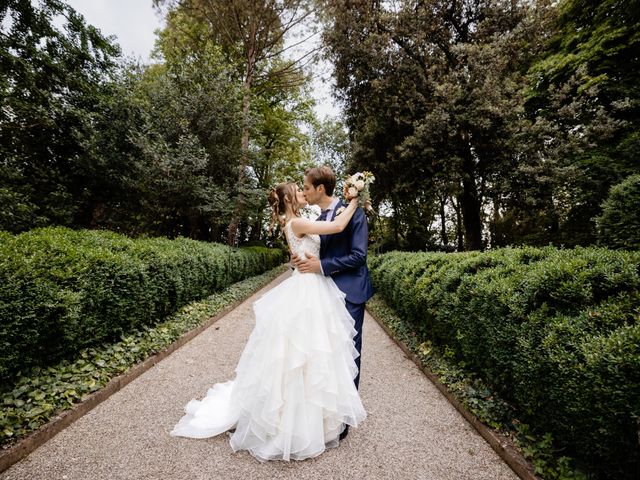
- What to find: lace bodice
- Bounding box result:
[285,220,320,260]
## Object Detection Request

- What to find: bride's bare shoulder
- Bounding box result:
[289,217,309,227]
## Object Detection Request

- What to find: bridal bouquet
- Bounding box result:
[344,171,375,211]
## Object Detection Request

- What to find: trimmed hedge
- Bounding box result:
[369,247,640,479]
[0,264,287,447]
[0,227,285,387]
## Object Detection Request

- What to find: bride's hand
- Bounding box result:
[344,185,359,201]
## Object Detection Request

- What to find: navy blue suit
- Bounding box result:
[319,200,373,389]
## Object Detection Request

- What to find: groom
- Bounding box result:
[292,165,374,440]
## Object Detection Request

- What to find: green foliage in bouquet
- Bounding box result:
[368,247,640,479]
[0,227,285,388]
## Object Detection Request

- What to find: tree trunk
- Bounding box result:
[249,208,264,242]
[459,128,483,250]
[188,210,205,240]
[89,201,106,229]
[226,88,251,245]
[439,195,449,247]
[452,195,464,252]
[392,196,400,249]
[227,43,256,246]
[490,196,502,248]
[210,219,221,243]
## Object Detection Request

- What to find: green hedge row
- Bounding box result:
[0,264,287,447]
[369,247,640,479]
[0,227,285,387]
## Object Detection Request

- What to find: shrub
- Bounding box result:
[0,227,284,387]
[596,174,640,250]
[0,264,287,447]
[369,246,640,478]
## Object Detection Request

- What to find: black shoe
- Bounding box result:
[339,425,349,441]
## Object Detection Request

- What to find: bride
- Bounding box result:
[170,182,366,462]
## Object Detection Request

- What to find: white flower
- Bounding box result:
[343,170,375,213]
[335,206,346,216]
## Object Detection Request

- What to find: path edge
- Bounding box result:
[366,307,541,480]
[0,270,291,474]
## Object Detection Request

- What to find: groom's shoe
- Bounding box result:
[339,425,349,441]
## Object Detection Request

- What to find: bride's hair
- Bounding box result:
[268,182,301,233]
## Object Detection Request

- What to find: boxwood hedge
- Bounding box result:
[0,227,284,387]
[0,264,287,447]
[369,246,640,479]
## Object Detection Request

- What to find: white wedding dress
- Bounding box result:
[170,220,366,461]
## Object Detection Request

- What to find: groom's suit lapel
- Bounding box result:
[330,199,344,222]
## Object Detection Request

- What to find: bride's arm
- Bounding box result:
[290,198,358,237]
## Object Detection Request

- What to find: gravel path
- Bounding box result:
[1,272,518,480]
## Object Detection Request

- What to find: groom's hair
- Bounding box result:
[305,166,336,196]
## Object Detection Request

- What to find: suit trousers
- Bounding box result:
[344,299,366,390]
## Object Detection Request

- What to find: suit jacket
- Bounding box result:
[319,200,374,305]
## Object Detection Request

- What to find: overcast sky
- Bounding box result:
[63,0,339,119]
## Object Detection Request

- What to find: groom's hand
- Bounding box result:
[290,252,306,270]
[290,252,300,269]
[293,252,321,274]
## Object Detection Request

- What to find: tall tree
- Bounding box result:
[153,3,316,242]
[154,0,316,245]
[124,56,243,239]
[247,81,315,241]
[0,0,120,232]
[512,0,640,246]
[322,0,550,250]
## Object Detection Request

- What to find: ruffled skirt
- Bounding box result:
[170,271,366,461]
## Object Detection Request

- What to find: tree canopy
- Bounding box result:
[1,0,319,242]
[1,0,121,230]
[1,0,638,251]
[321,0,640,251]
